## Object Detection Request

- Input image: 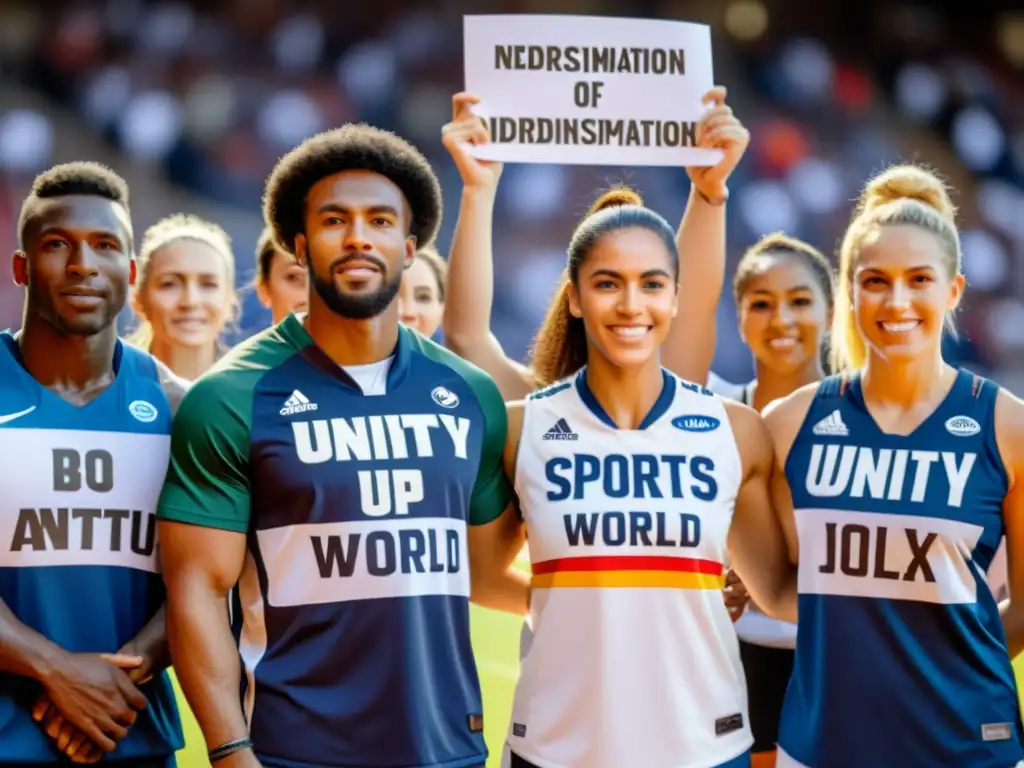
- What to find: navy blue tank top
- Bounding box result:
[778,369,1023,767]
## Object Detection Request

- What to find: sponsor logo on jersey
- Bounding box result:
[671,414,720,433]
[280,390,318,416]
[431,386,460,408]
[945,415,981,437]
[812,409,849,437]
[0,405,36,425]
[543,418,578,441]
[128,400,158,423]
[804,444,976,508]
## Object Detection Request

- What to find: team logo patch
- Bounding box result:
[671,414,719,433]
[128,400,158,423]
[981,722,1012,742]
[431,386,459,408]
[945,415,980,437]
[714,713,744,736]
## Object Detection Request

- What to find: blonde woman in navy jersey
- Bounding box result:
[710,233,834,768]
[469,188,798,768]
[763,165,1024,768]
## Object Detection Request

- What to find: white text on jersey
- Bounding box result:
[293,414,470,463]
[805,444,976,508]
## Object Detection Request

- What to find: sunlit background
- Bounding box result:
[0,0,1021,388]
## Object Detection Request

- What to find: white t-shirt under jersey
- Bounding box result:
[707,372,797,650]
[509,371,751,768]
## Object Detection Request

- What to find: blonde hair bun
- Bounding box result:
[587,185,644,217]
[860,165,956,223]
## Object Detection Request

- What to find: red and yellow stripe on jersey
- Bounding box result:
[531,555,725,590]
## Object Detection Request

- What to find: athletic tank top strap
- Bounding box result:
[812,372,851,400]
[740,382,754,407]
[118,339,157,382]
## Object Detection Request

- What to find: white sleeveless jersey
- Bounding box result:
[509,370,751,768]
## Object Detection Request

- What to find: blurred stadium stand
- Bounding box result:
[0,0,1022,387]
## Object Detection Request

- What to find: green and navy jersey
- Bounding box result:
[157,314,511,768]
[0,331,185,764]
[778,371,1023,768]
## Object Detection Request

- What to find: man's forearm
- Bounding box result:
[167,584,249,749]
[0,597,68,681]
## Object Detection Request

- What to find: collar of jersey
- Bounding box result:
[278,314,412,394]
[574,366,676,430]
[2,329,125,376]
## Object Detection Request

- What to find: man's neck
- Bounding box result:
[18,316,117,404]
[304,301,400,367]
[149,339,217,381]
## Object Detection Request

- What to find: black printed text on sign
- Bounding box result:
[463,15,724,167]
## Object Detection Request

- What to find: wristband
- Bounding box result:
[696,187,729,206]
[209,737,254,764]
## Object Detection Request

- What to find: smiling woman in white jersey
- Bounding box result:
[709,233,834,768]
[763,164,1024,768]
[469,188,797,768]
[440,89,752,675]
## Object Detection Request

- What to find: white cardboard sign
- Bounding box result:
[463,14,723,167]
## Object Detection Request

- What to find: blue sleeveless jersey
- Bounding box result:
[778,370,1023,768]
[0,332,183,763]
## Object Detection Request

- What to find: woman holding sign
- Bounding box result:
[468,185,797,768]
[441,87,746,398]
[441,91,752,676]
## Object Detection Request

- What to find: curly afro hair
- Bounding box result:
[262,124,442,256]
[18,161,130,249]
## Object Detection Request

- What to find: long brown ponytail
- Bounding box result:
[530,276,587,387]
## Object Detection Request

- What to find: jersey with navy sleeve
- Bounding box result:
[157,314,511,768]
[777,370,1024,768]
[0,331,185,764]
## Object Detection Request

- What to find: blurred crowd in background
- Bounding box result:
[0,0,1023,387]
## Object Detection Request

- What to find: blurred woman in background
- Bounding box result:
[128,213,237,381]
[715,232,834,768]
[254,225,307,324]
[398,244,447,338]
